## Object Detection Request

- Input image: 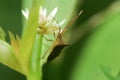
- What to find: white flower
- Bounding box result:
[22,9,29,20]
[22,7,65,35]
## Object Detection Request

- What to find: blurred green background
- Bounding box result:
[0,0,25,80]
[0,0,120,80]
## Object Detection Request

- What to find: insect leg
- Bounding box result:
[43,35,54,41]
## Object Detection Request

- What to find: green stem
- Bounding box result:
[20,0,43,73]
[27,73,41,80]
[28,34,43,80]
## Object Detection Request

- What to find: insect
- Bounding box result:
[47,10,83,62]
[42,10,83,62]
[47,27,69,62]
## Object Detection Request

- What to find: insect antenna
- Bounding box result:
[61,10,83,34]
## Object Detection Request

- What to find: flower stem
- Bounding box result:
[29,34,43,80]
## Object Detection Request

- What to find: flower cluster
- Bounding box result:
[22,7,65,35]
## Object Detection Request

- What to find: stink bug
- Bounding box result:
[43,10,83,62]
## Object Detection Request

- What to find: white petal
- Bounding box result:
[22,9,29,19]
[43,8,47,18]
[39,6,43,15]
[59,19,66,26]
[47,7,58,21]
[39,7,47,23]
[53,21,57,25]
[39,7,43,23]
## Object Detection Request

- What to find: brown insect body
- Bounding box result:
[46,11,83,62]
[47,43,68,62]
[47,32,69,62]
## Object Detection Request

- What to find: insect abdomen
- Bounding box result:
[47,44,68,62]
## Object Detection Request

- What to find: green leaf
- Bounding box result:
[69,3,120,80]
[100,66,116,80]
[0,27,6,41]
[22,0,32,9]
[0,40,23,74]
[8,31,20,58]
